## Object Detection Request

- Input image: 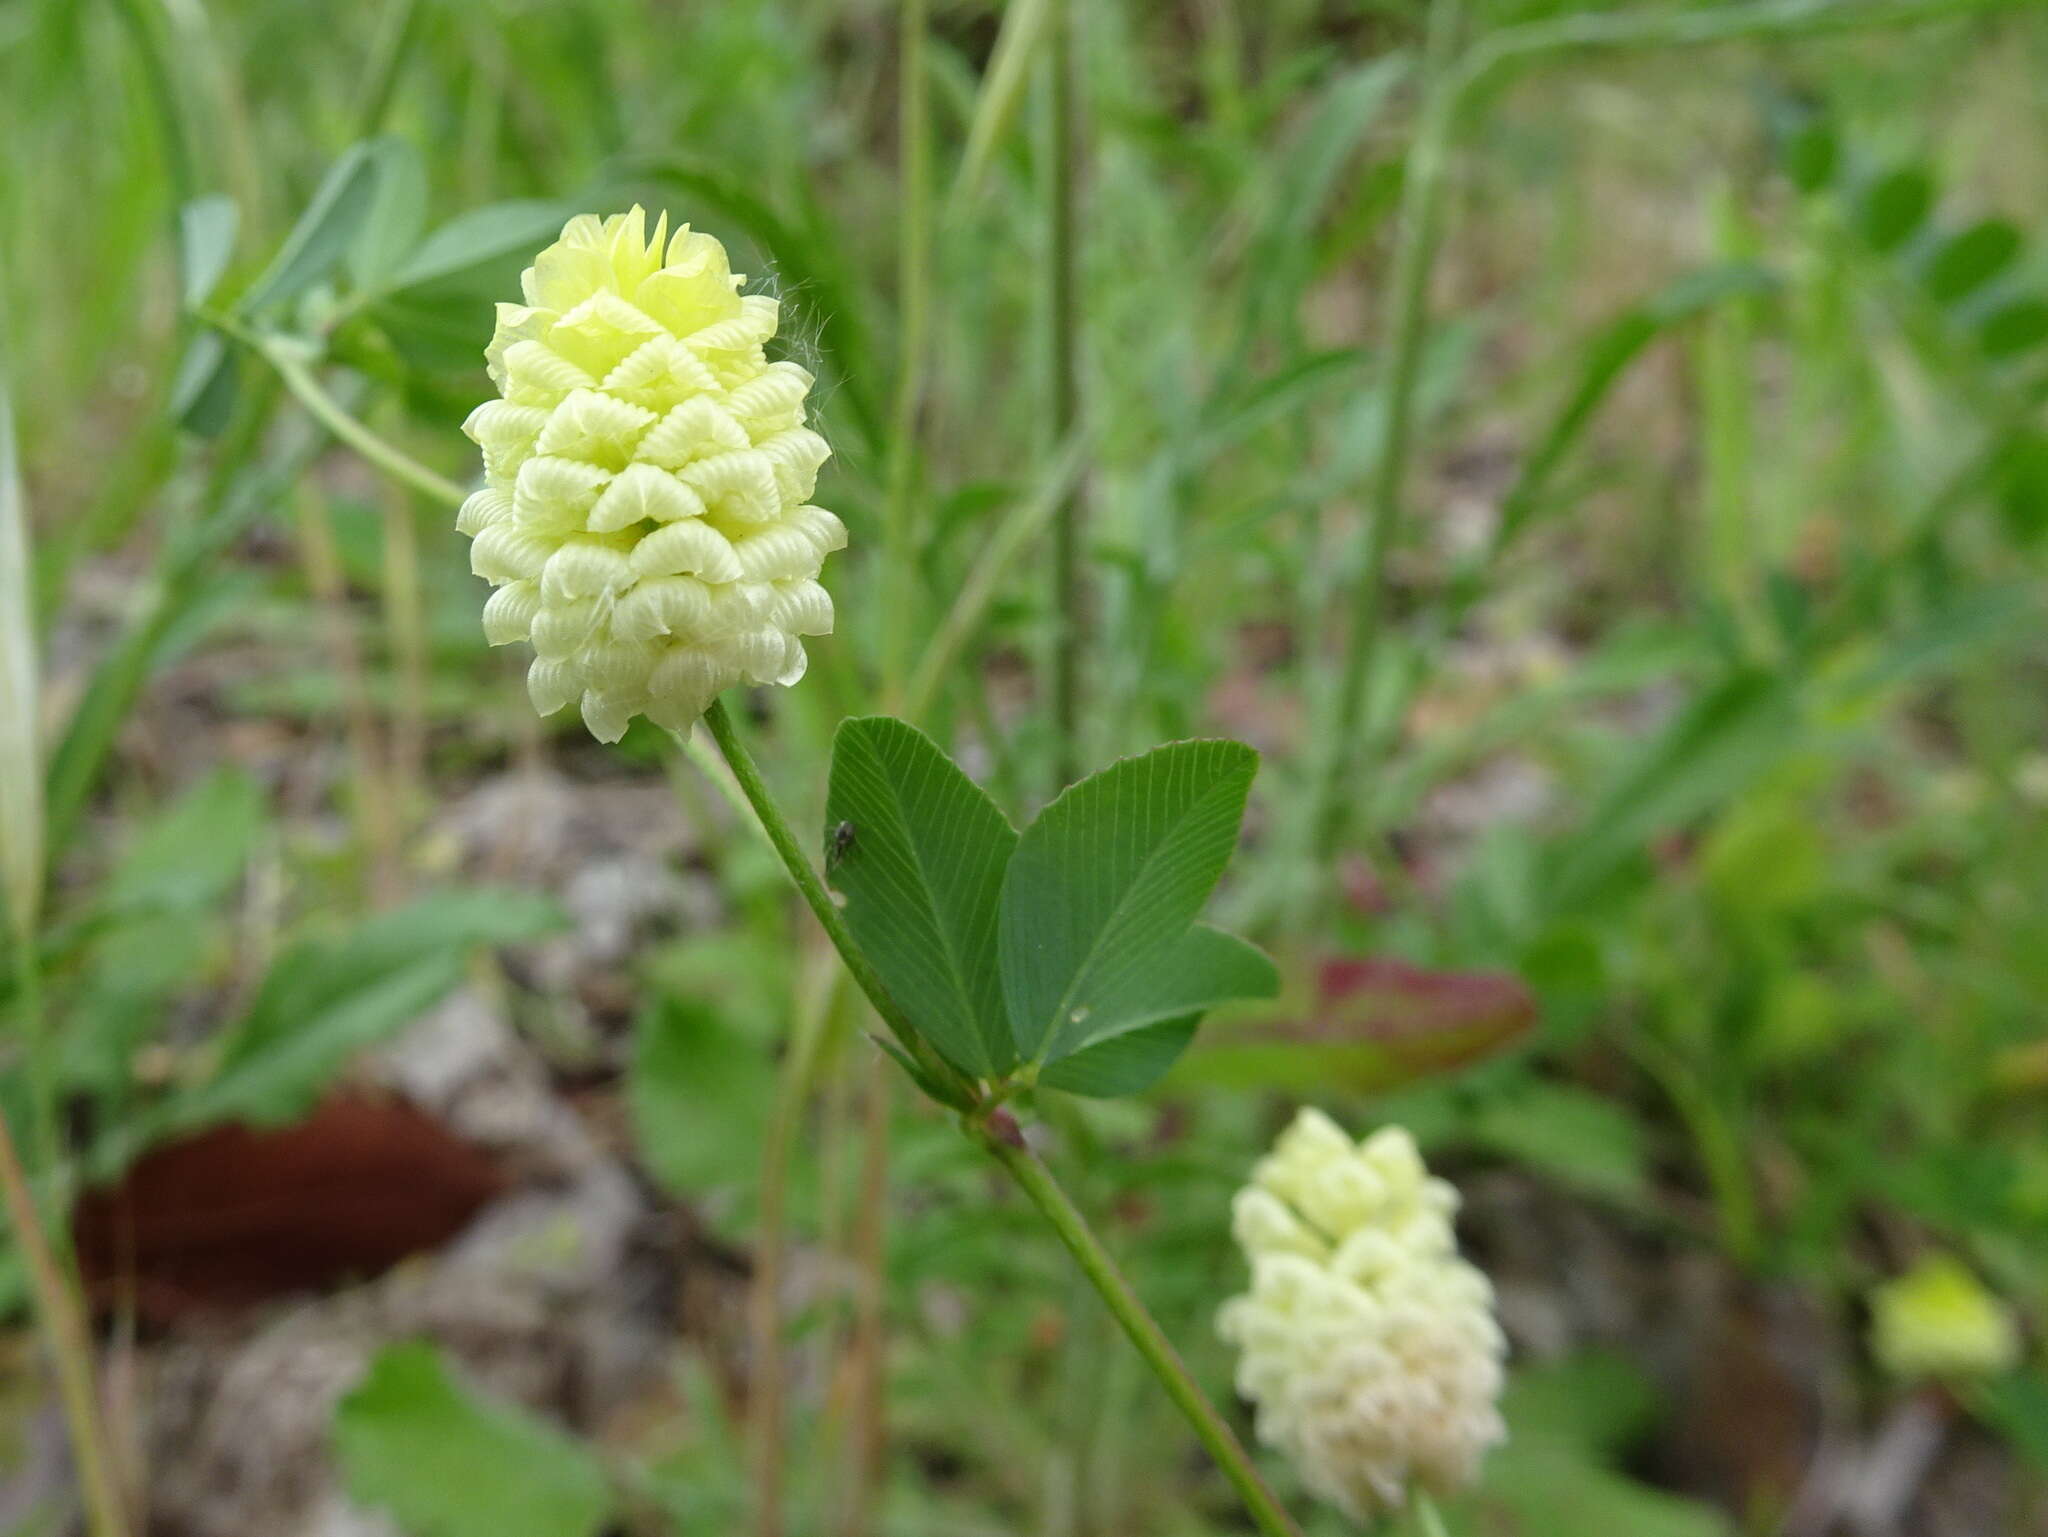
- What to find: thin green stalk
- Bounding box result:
[837,1053,891,1537]
[848,9,933,1517]
[1698,181,1764,648]
[674,726,756,828]
[1,937,132,1537]
[749,944,838,1537]
[1413,1490,1452,1537]
[700,699,965,1102]
[295,486,403,904]
[42,376,290,864]
[903,431,1089,722]
[1298,0,2025,896]
[1045,0,1082,786]
[952,0,1053,204]
[691,700,1302,1537]
[251,336,467,508]
[107,0,198,243]
[973,1128,1303,1537]
[1300,0,1462,884]
[0,346,42,953]
[880,0,932,705]
[378,480,429,858]
[14,900,59,1191]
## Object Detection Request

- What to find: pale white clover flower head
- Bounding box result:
[1217,1108,1506,1522]
[459,206,843,741]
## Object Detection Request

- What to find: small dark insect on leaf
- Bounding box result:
[827,820,857,871]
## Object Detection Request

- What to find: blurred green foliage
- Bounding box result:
[3,0,2047,1531]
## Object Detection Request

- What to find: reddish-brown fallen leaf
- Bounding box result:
[73,1092,504,1325]
[1173,955,1537,1094]
[1315,956,1536,1037]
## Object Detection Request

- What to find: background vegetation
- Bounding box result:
[3,0,2047,1533]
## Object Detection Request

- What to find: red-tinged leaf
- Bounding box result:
[73,1092,503,1324]
[1169,955,1536,1094]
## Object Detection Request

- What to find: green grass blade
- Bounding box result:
[0,348,42,940]
[952,0,1051,203]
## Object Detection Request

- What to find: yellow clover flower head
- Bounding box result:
[1217,1109,1505,1522]
[1870,1254,2020,1382]
[459,206,842,741]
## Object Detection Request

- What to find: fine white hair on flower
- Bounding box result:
[1216,1108,1506,1522]
[459,205,841,742]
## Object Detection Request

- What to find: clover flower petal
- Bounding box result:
[460,206,838,740]
[1218,1110,1505,1521]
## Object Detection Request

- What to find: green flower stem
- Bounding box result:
[1414,1490,1452,1537]
[699,698,966,1103]
[1300,0,2031,892]
[199,313,468,512]
[973,1125,1303,1537]
[0,950,131,1537]
[692,699,1302,1537]
[254,338,468,509]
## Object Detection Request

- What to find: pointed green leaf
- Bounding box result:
[177,194,239,307]
[386,199,575,293]
[1030,929,1276,1096]
[108,766,267,911]
[1994,430,2048,545]
[335,1343,613,1537]
[1922,218,2021,305]
[367,200,579,372]
[1781,118,1838,193]
[170,330,240,436]
[826,717,1019,1077]
[241,141,383,316]
[1000,739,1257,1063]
[168,889,564,1133]
[1498,263,1777,551]
[1858,164,1932,254]
[347,136,429,292]
[1065,923,1277,1058]
[1979,296,2048,360]
[628,997,771,1197]
[170,956,466,1133]
[1040,1016,1201,1098]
